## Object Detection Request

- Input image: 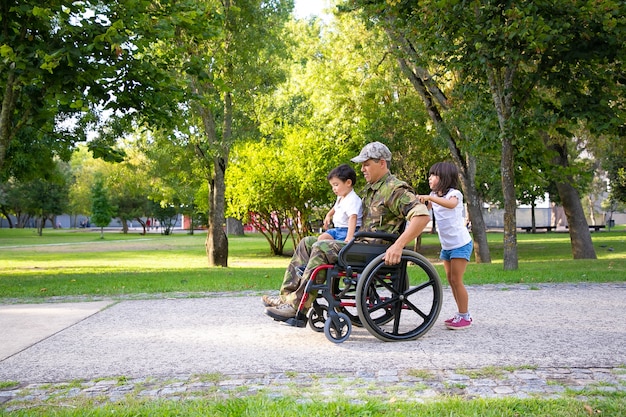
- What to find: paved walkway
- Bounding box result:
[1,283,625,410]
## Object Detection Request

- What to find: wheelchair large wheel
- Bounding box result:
[355,250,442,342]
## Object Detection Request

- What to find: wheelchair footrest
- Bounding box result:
[284,312,308,328]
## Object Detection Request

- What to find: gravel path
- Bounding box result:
[1,283,625,409]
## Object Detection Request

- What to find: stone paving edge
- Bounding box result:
[1,366,625,411]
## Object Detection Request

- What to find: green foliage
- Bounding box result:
[90,176,115,233]
[604,136,626,204]
[5,0,624,271]
[25,178,70,235]
[227,9,447,255]
[105,150,153,233]
[149,201,179,235]
[109,0,294,265]
[226,133,345,254]
[0,160,70,231]
[349,0,626,266]
[137,129,207,231]
[0,0,128,177]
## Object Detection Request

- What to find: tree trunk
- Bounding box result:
[206,155,229,267]
[487,66,518,270]
[201,89,232,267]
[543,135,597,259]
[557,182,597,259]
[501,133,518,270]
[0,69,17,173]
[458,155,491,263]
[1,208,13,228]
[388,30,491,263]
[587,196,597,226]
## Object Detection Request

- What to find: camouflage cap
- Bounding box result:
[350,142,392,163]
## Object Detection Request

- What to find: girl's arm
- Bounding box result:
[345,214,358,242]
[419,194,458,209]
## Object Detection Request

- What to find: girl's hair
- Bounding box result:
[429,162,459,195]
[327,164,357,186]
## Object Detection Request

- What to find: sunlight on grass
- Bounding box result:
[0,228,624,300]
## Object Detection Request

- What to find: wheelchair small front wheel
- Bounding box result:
[324,312,352,343]
[308,303,329,332]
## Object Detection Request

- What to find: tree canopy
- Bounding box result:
[2,0,625,269]
[0,0,128,181]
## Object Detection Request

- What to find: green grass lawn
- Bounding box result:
[2,394,625,417]
[0,227,625,300]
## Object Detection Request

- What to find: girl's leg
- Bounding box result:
[447,258,469,314]
[443,260,458,307]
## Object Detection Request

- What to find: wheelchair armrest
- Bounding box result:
[337,231,400,269]
[352,231,400,242]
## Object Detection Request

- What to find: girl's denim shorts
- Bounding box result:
[440,240,473,262]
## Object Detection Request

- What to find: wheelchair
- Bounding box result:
[285,231,443,343]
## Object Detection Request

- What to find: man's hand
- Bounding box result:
[383,242,403,265]
[382,214,430,265]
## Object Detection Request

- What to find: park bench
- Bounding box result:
[520,226,554,233]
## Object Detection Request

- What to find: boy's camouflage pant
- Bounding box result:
[279,236,347,310]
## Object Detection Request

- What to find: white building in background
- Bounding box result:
[480,192,626,230]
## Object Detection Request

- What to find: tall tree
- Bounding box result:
[90,176,115,239]
[106,152,152,235]
[137,129,208,235]
[68,146,109,228]
[339,2,493,263]
[347,0,625,268]
[25,177,69,236]
[107,0,293,266]
[386,23,492,263]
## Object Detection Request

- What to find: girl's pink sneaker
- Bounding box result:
[446,316,472,330]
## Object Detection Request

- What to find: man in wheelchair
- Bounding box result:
[263,142,431,324]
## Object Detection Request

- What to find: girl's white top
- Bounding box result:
[333,190,363,228]
[431,188,472,250]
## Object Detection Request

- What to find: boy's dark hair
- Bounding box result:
[327,164,357,186]
[429,161,459,195]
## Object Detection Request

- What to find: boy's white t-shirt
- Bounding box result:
[332,190,363,228]
[431,188,472,250]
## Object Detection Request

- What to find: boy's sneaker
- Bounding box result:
[446,315,472,330]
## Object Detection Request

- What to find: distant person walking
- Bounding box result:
[420,162,473,330]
